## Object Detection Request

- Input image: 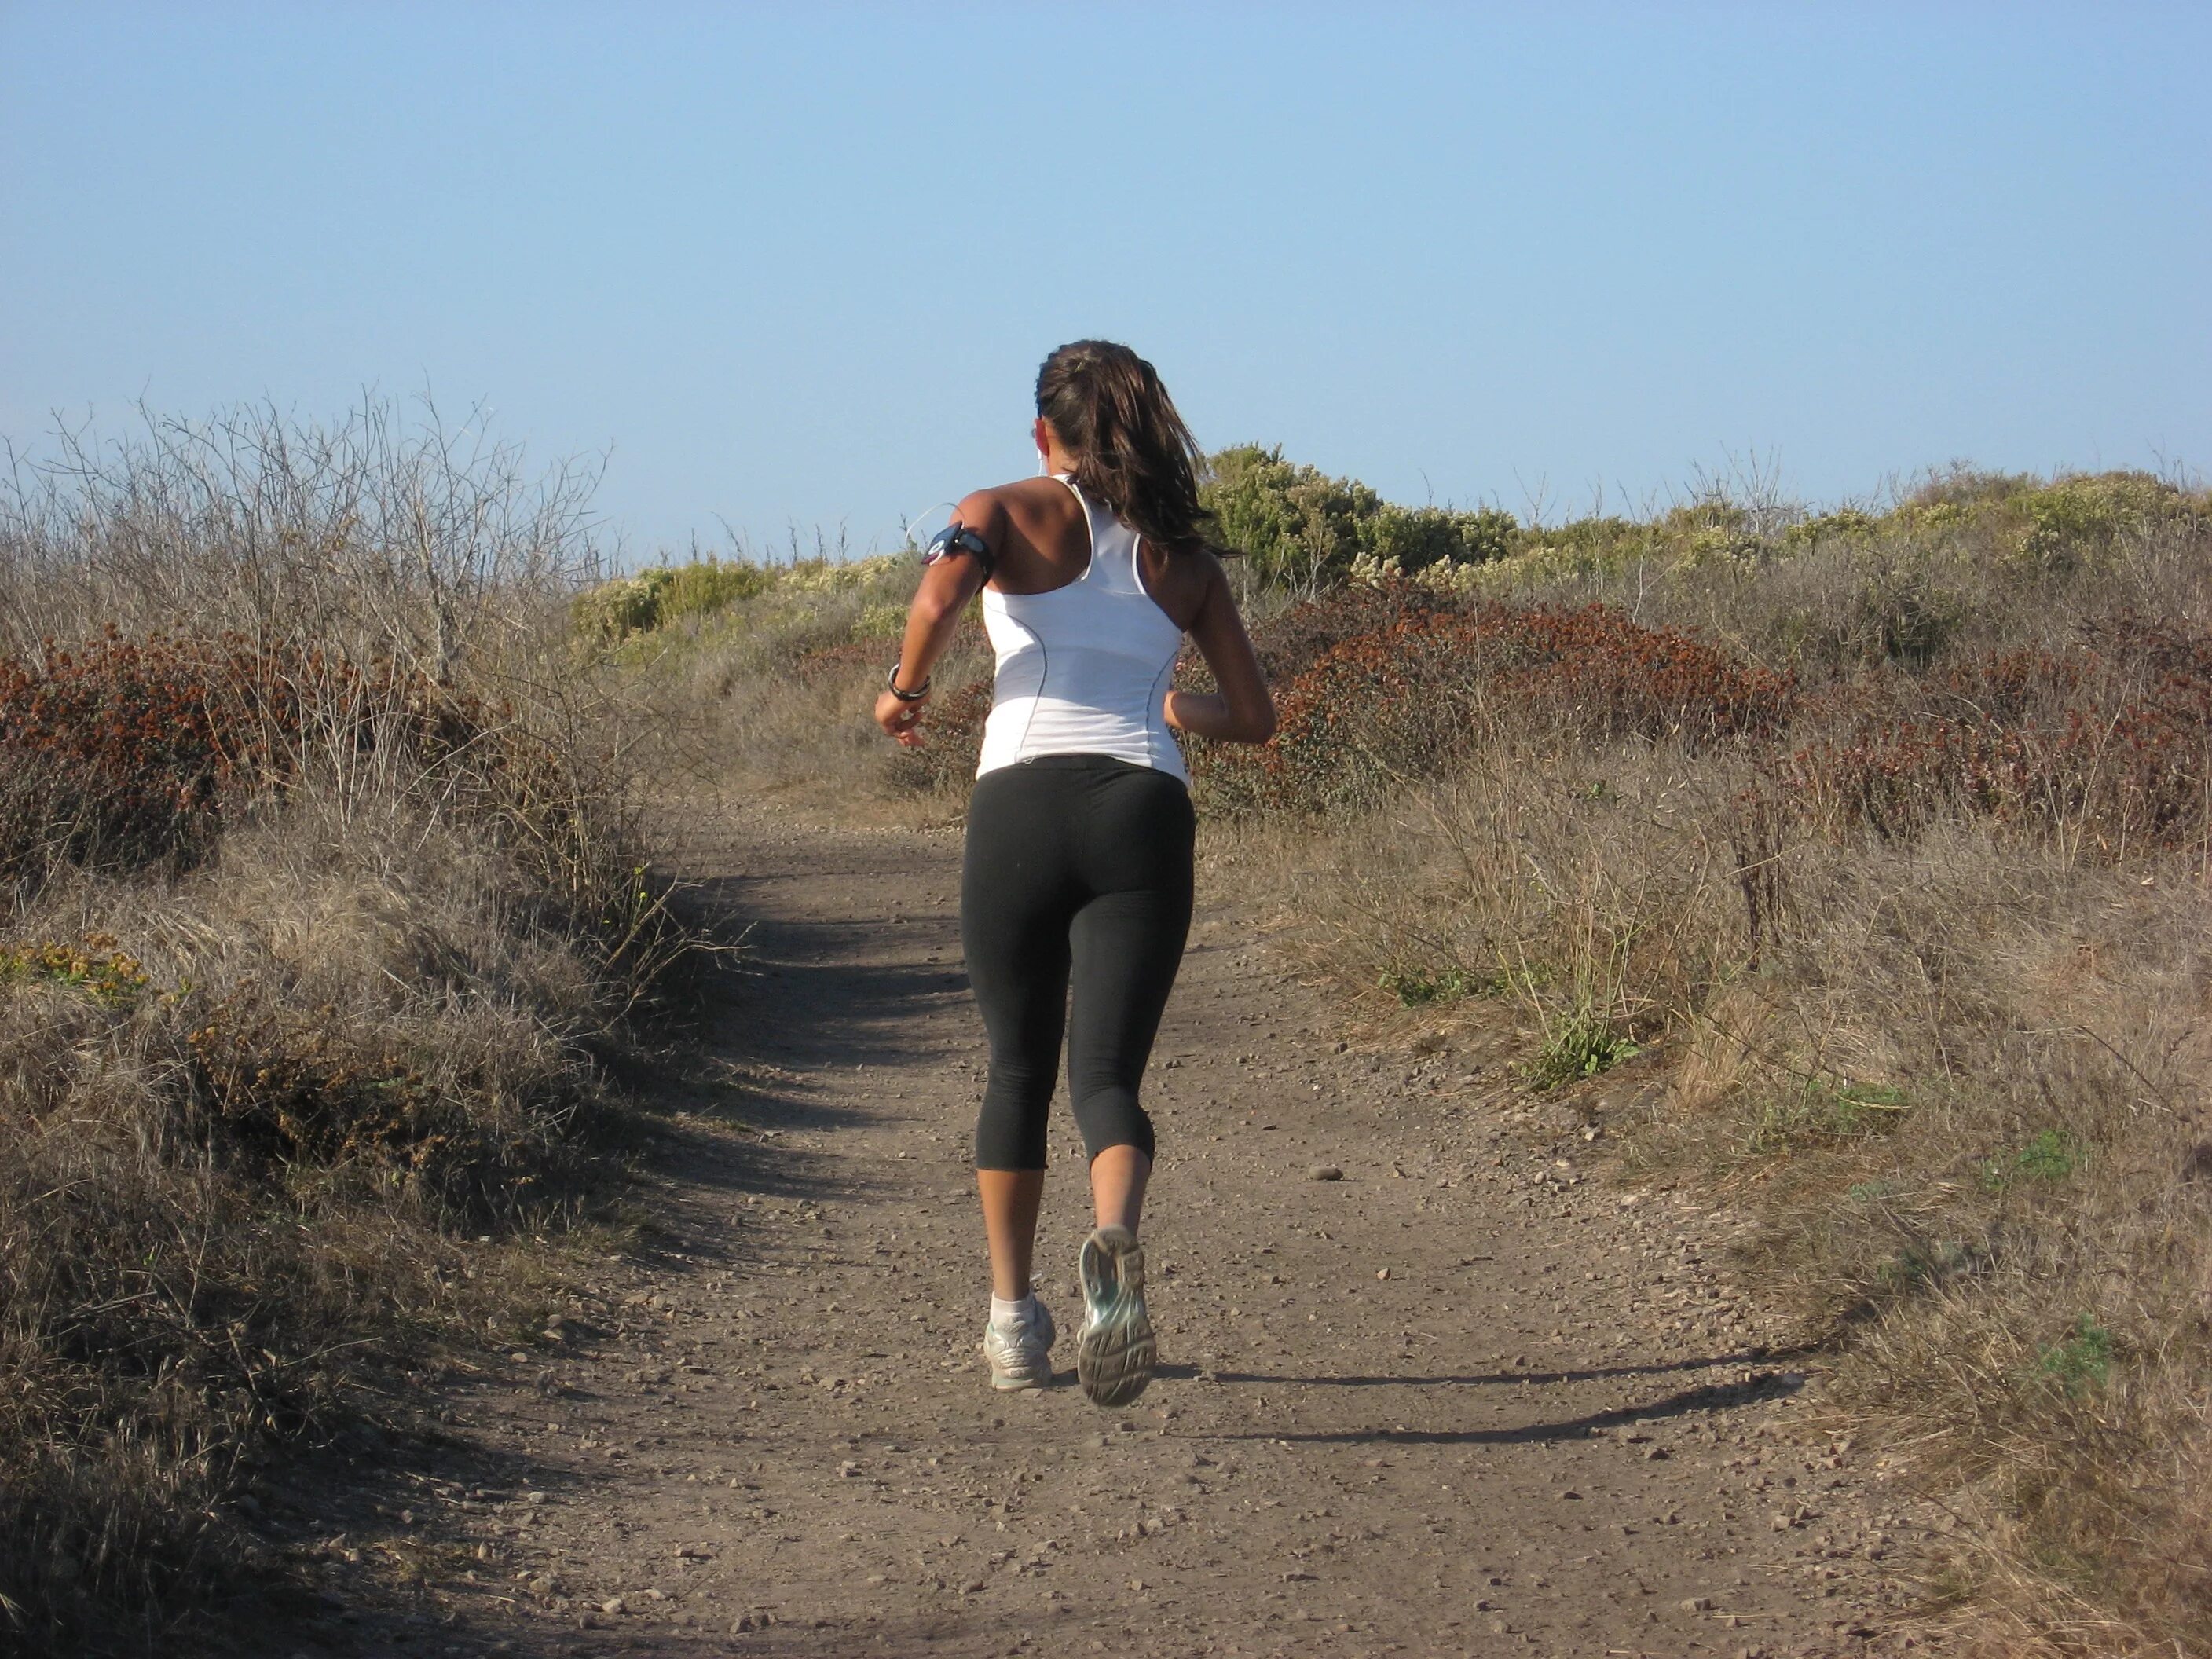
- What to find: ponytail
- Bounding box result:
[1035,341,1221,558]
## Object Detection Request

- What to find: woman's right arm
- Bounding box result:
[1163,555,1277,744]
[873,489,1003,746]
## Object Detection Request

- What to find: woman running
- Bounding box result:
[874,340,1276,1408]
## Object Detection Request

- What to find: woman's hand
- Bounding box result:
[876,687,930,747]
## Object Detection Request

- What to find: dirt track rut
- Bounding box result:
[311,810,1929,1658]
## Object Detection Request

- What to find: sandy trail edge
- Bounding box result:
[284,806,1936,1659]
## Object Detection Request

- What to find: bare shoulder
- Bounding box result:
[1180,548,1235,615]
[950,485,1013,536]
[957,477,1064,518]
[1183,547,1231,591]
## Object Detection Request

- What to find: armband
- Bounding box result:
[922,522,996,577]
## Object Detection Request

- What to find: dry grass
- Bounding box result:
[0,401,693,1655]
[0,795,648,1652]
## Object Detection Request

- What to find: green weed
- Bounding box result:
[2035,1314,2115,1397]
[1520,1005,1639,1089]
[1979,1129,2082,1192]
[1377,961,1529,1006]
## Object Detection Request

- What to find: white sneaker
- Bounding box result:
[981,1297,1058,1390]
[1075,1225,1156,1408]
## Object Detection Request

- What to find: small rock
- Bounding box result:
[1375,1267,1391,1281]
[1682,1595,1714,1613]
[1309,1165,1343,1181]
[601,1595,626,1616]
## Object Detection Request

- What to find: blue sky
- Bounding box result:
[4,3,2206,559]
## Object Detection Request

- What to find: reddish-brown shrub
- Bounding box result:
[1785,622,2212,856]
[1199,600,1794,813]
[0,631,512,879]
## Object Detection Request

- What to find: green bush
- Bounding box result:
[572,558,771,642]
[659,558,770,623]
[1201,444,1515,590]
[2016,472,2196,569]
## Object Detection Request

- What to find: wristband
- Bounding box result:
[887,663,931,701]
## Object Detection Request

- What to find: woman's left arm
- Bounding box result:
[1163,555,1276,744]
[873,493,1001,747]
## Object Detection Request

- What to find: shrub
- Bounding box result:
[0,793,635,1653]
[2014,471,2199,569]
[572,558,774,642]
[1204,599,1793,814]
[1201,444,1515,592]
[1783,621,2212,857]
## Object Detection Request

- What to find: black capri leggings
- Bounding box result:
[961,753,1196,1172]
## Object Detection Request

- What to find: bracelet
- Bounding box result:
[886,662,931,701]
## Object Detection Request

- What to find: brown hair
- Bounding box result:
[1035,340,1221,558]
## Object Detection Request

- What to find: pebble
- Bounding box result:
[1309,1165,1343,1181]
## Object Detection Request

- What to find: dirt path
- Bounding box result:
[300,810,1932,1659]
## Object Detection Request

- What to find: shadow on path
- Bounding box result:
[1205,1370,1808,1448]
[1199,1344,1806,1390]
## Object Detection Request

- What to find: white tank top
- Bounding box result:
[974,476,1188,782]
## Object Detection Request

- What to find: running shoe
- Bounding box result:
[1075,1225,1156,1408]
[980,1297,1057,1391]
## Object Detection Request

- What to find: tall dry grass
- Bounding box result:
[0,400,691,1655]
